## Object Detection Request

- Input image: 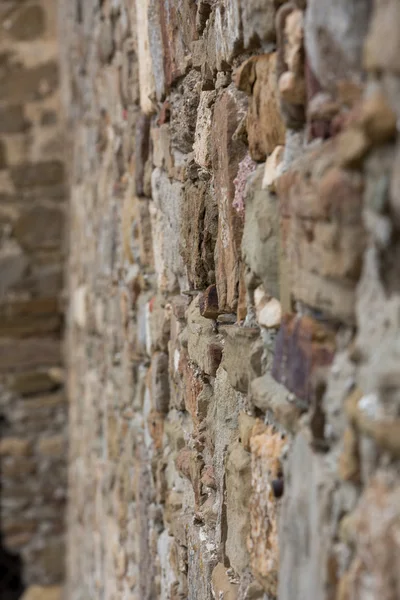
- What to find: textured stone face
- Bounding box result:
[0,0,67,587]
[54,0,400,599]
[212,84,248,312]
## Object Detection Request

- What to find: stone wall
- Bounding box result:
[0,0,67,594]
[62,1,400,600]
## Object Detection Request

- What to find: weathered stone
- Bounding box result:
[148,0,197,92]
[364,0,400,74]
[0,61,59,104]
[249,426,286,595]
[277,140,366,322]
[8,5,46,41]
[272,314,336,405]
[225,441,251,574]
[37,435,66,457]
[220,325,262,393]
[0,298,61,337]
[151,168,186,293]
[0,105,30,133]
[251,373,302,433]
[199,285,219,320]
[14,206,63,251]
[241,0,277,48]
[170,70,201,154]
[0,338,61,372]
[135,0,156,113]
[193,90,216,169]
[278,433,335,600]
[0,437,32,456]
[242,166,280,299]
[135,114,151,197]
[187,296,222,377]
[212,563,239,600]
[9,370,61,396]
[150,352,170,414]
[236,54,285,161]
[181,180,217,290]
[305,0,373,92]
[338,472,400,600]
[212,84,248,312]
[11,161,65,188]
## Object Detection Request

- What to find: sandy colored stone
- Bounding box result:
[0,437,32,456]
[249,426,286,595]
[212,563,239,600]
[236,53,286,161]
[21,587,62,600]
[135,0,156,113]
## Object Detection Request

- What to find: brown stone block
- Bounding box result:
[0,437,32,456]
[37,434,66,457]
[150,0,198,92]
[7,5,46,41]
[236,53,286,161]
[14,205,63,251]
[9,370,60,396]
[0,338,61,372]
[0,61,59,104]
[181,181,217,290]
[199,285,219,320]
[0,105,30,134]
[276,140,366,322]
[11,161,65,189]
[272,314,336,404]
[0,298,61,337]
[2,457,36,477]
[212,84,248,312]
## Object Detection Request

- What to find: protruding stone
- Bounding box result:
[272,314,336,405]
[236,54,286,161]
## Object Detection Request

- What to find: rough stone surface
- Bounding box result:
[0,0,67,589]
[1,2,397,600]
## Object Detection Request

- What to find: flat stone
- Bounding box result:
[212,84,248,312]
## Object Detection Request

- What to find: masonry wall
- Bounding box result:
[62,1,400,600]
[0,0,68,595]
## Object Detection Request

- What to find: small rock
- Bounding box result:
[262,146,284,191]
[254,287,281,328]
